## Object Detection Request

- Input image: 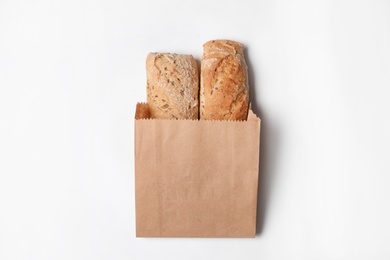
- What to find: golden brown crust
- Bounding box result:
[146,53,199,119]
[200,40,249,120]
[135,103,150,119]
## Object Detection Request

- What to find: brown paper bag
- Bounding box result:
[135,105,261,237]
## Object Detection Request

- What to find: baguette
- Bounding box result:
[200,40,249,120]
[146,53,199,119]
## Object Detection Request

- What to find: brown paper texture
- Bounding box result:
[135,107,261,237]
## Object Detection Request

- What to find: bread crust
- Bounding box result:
[146,53,199,119]
[135,103,150,119]
[200,40,249,120]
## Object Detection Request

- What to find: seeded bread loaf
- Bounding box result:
[200,40,249,120]
[146,53,199,119]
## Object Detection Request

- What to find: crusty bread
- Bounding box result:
[135,103,150,119]
[200,40,249,120]
[146,53,199,119]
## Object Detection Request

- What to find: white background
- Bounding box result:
[1,0,390,259]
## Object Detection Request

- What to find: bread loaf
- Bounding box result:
[200,40,249,120]
[146,53,199,119]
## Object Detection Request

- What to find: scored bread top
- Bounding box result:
[146,53,199,119]
[200,40,249,121]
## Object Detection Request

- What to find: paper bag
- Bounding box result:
[135,106,261,238]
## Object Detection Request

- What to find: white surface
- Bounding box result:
[1,0,390,259]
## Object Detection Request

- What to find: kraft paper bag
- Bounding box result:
[134,104,261,237]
